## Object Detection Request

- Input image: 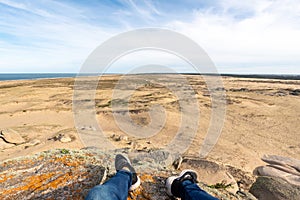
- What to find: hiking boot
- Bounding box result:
[166,169,198,197]
[115,154,140,191]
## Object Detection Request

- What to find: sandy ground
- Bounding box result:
[0,75,299,173]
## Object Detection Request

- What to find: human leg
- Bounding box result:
[85,154,140,200]
[85,170,132,200]
[179,180,219,200]
[166,170,219,200]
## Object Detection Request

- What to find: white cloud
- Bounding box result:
[0,0,299,74]
[0,0,26,10]
[167,0,300,74]
[0,0,117,72]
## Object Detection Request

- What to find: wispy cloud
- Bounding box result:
[0,0,299,73]
[168,0,300,74]
[0,0,118,72]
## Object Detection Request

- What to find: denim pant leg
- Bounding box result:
[85,170,132,200]
[180,180,219,200]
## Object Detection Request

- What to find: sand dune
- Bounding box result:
[0,75,299,174]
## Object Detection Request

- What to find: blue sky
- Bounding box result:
[0,0,299,74]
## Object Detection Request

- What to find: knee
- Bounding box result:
[85,185,110,200]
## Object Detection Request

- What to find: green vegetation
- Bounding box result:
[60,149,70,154]
[208,181,233,189]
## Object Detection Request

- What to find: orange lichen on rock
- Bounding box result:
[53,155,83,167]
[126,173,163,200]
[140,174,155,182]
[2,172,56,195]
[38,171,73,191]
[0,149,106,199]
[0,174,13,184]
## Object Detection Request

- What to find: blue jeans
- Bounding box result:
[85,170,132,200]
[180,180,219,200]
[85,172,218,200]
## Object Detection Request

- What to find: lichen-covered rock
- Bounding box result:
[0,148,256,200]
[0,149,106,200]
[249,176,300,200]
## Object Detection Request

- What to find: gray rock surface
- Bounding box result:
[254,165,300,186]
[262,155,300,173]
[254,155,300,186]
[250,176,300,200]
[251,155,300,199]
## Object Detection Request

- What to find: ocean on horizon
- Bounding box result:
[0,73,299,81]
[0,73,77,81]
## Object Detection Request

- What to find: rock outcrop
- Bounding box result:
[0,148,257,200]
[0,128,26,145]
[250,176,300,200]
[250,155,300,199]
